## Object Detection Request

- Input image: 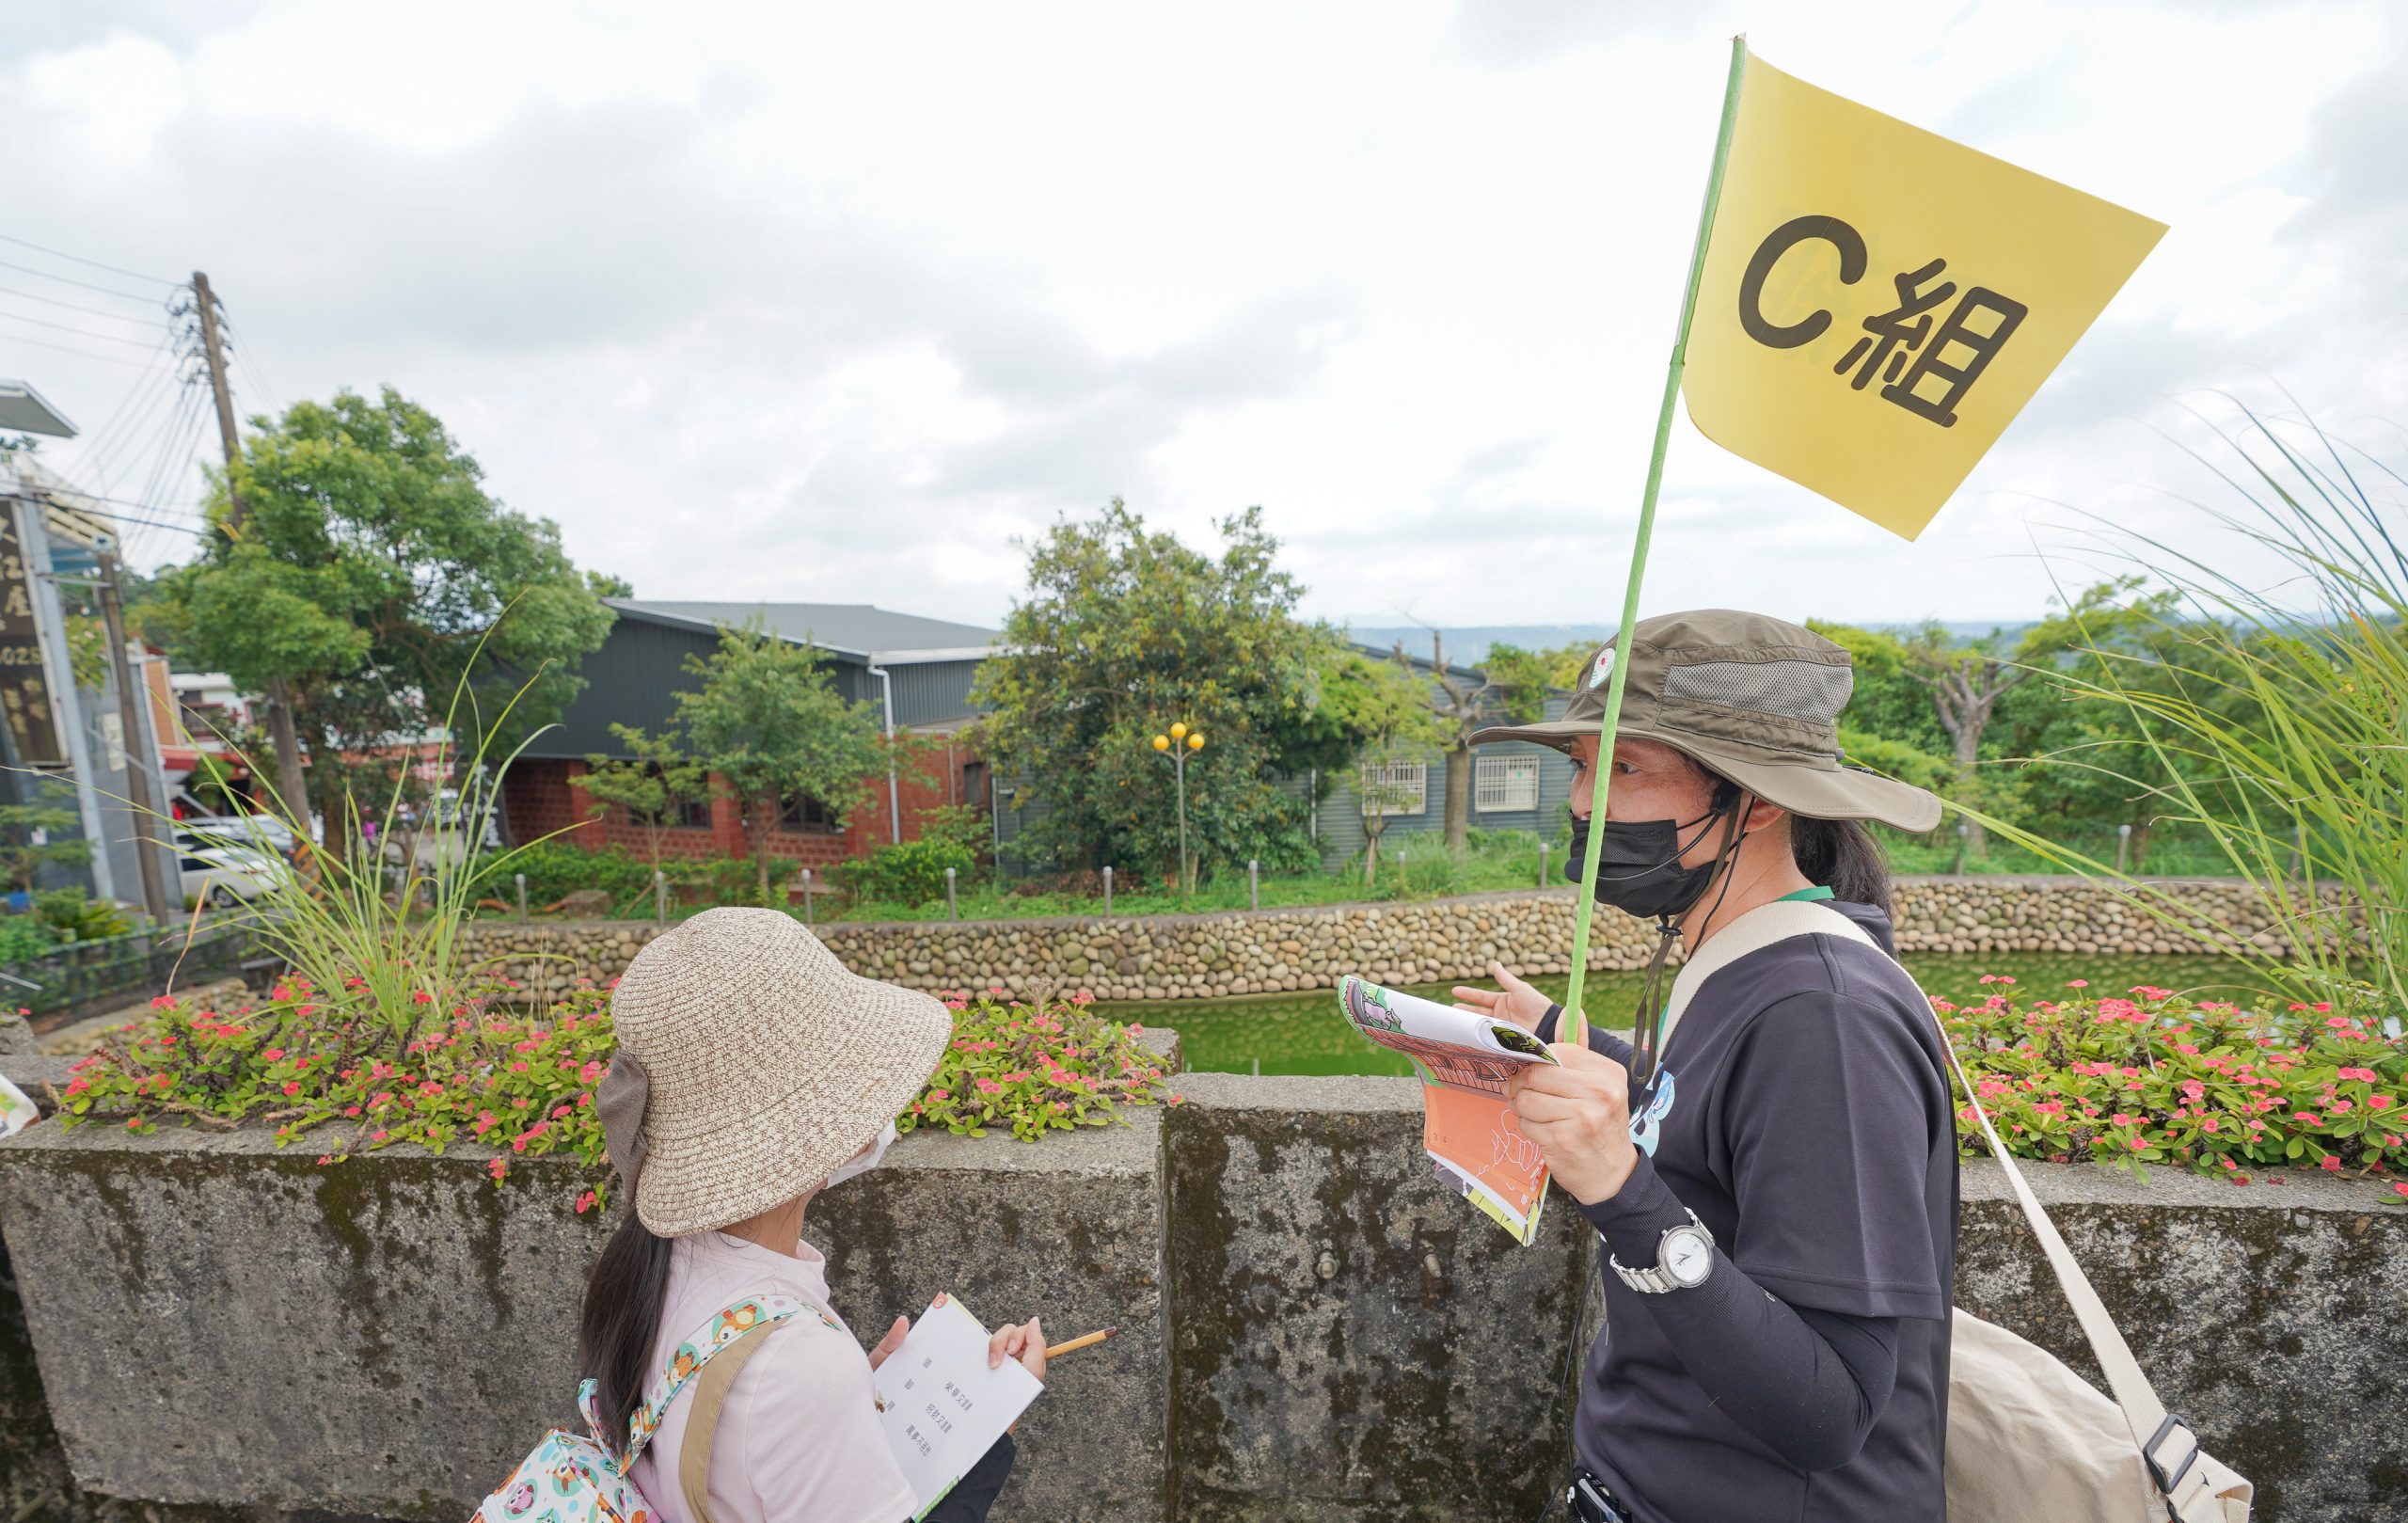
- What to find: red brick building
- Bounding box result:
[501,600,998,873]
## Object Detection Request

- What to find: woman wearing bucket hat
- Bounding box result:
[577,908,1046,1523]
[1453,611,1956,1523]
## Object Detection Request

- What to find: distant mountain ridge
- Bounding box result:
[1340,621,2041,669]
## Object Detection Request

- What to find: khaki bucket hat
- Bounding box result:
[1468,609,1944,833]
[603,907,952,1237]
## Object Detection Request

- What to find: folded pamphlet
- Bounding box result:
[873,1292,1044,1520]
[1338,975,1558,1246]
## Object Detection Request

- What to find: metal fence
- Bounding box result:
[0,923,263,1030]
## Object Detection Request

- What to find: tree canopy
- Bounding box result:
[145,388,616,833]
[973,500,1340,883]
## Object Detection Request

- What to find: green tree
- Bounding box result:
[673,619,889,903]
[144,388,618,858]
[974,500,1339,885]
[1320,651,1446,884]
[1484,640,1595,722]
[0,804,90,898]
[581,725,709,874]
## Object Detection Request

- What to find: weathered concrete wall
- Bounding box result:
[1164,1075,1589,1523]
[0,1113,1168,1523]
[1957,1165,2408,1523]
[2,1069,2402,1523]
[457,875,2350,1004]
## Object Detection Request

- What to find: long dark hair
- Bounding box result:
[1791,815,1894,918]
[577,1207,676,1452]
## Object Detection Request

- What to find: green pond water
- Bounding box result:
[1118,953,2279,1076]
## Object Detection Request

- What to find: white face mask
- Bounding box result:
[824,1121,897,1188]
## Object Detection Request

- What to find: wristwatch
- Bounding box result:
[1607,1210,1716,1293]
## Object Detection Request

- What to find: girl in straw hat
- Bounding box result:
[1455,611,1956,1523]
[578,907,1045,1523]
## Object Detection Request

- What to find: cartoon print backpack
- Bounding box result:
[473,1293,838,1523]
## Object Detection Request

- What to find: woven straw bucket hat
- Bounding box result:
[603,907,952,1236]
[1468,609,1944,833]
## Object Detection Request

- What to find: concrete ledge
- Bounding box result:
[1956,1160,2408,1523]
[0,1110,1170,1522]
[1164,1073,1588,1523]
[1,1071,2402,1522]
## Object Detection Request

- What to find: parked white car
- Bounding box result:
[173,833,294,909]
[176,812,309,860]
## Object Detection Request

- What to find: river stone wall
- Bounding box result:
[458,876,2350,1004]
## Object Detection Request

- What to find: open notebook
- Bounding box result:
[872,1293,1044,1520]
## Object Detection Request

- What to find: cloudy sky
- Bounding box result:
[7,0,2404,636]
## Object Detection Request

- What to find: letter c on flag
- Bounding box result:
[1736,214,1868,349]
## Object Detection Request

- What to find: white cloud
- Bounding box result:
[6,0,2402,634]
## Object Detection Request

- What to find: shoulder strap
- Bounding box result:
[1655,897,1838,1062]
[678,1325,780,1523]
[1761,899,2229,1523]
[586,1293,837,1473]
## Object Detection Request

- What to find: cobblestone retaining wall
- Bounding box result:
[459,876,2351,1004]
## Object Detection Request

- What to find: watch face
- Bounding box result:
[1665,1229,1713,1287]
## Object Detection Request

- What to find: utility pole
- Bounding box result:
[192,271,311,840]
[96,549,174,926]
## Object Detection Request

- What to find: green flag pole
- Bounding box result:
[1560,34,1749,1047]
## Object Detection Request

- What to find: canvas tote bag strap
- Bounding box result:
[677,1321,782,1523]
[1655,896,1851,1063]
[1756,899,2226,1522]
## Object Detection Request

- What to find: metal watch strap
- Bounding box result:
[1606,1209,1711,1293]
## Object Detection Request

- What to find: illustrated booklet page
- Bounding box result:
[872,1293,1044,1520]
[1337,975,1558,1245]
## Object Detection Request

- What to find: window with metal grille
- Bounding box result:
[1359,761,1427,817]
[1474,755,1540,812]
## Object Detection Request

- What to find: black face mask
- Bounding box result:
[1562,782,1741,921]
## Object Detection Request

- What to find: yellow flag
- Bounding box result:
[1682,55,2166,539]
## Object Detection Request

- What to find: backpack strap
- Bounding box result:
[577,1293,842,1474]
[1733,897,2233,1523]
[678,1328,781,1523]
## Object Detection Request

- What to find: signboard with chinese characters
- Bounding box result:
[1682,55,2166,539]
[0,504,66,768]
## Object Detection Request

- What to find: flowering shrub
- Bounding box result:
[904,988,1174,1141]
[1942,976,2407,1191]
[51,980,1170,1206]
[55,976,617,1202]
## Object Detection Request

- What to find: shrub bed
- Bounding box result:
[45,982,1167,1209]
[1943,976,2408,1190]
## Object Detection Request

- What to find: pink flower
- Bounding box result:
[2337,1067,2377,1083]
[486,1159,507,1180]
[2320,1156,2342,1171]
[263,1048,286,1061]
[281,1082,301,1097]
[2066,979,2090,989]
[2293,1112,2322,1125]
[974,1078,1003,1095]
[2394,1182,2408,1198]
[371,1130,388,1142]
[316,1154,333,1166]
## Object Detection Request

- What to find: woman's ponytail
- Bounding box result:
[1790,816,1894,919]
[577,1207,676,1452]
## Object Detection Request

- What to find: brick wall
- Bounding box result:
[501,748,986,868]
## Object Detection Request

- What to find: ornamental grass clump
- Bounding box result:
[1944,976,2406,1192]
[904,988,1175,1141]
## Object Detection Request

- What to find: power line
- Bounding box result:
[0,329,173,368]
[28,489,202,536]
[0,281,174,325]
[0,305,174,350]
[75,353,189,494]
[0,255,171,305]
[0,233,177,287]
